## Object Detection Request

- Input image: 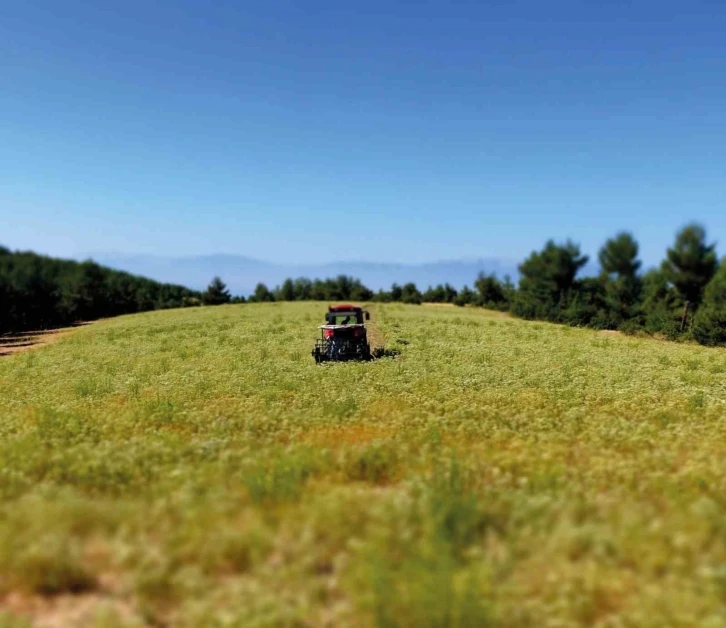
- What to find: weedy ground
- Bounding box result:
[1,302,726,626]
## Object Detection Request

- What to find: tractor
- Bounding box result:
[312,304,372,363]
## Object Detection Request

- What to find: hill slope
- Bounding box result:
[0,303,725,625]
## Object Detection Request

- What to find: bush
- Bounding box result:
[692,307,726,346]
[644,305,681,339]
[691,261,726,346]
[587,309,620,330]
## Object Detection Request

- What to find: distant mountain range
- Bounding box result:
[85,254,525,296]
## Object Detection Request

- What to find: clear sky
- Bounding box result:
[1,0,724,266]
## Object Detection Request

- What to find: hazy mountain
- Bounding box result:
[85,253,523,295]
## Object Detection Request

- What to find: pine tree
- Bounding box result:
[293,277,313,300]
[443,283,458,303]
[422,285,440,303]
[599,232,641,278]
[202,277,231,306]
[277,278,295,301]
[663,224,717,330]
[511,240,588,320]
[401,283,422,304]
[252,283,275,303]
[474,273,508,310]
[598,232,642,324]
[640,268,682,337]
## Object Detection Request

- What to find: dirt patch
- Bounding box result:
[0,324,90,357]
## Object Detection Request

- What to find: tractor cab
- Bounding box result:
[312,304,372,363]
[324,304,370,326]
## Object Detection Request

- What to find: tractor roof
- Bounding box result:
[328,304,362,312]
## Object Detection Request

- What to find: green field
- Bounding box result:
[1,303,726,626]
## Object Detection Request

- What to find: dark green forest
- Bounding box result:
[0,247,200,333]
[3,223,725,347]
[239,223,726,347]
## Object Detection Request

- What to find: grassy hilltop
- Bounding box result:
[1,303,726,626]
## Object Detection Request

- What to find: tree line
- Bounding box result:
[206,223,725,347]
[0,247,200,333]
[507,223,725,347]
[4,222,725,347]
[225,275,514,309]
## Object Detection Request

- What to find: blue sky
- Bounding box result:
[1,0,725,267]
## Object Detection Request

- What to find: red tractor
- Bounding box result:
[312,304,372,363]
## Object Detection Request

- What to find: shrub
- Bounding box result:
[692,307,726,346]
[691,261,726,346]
